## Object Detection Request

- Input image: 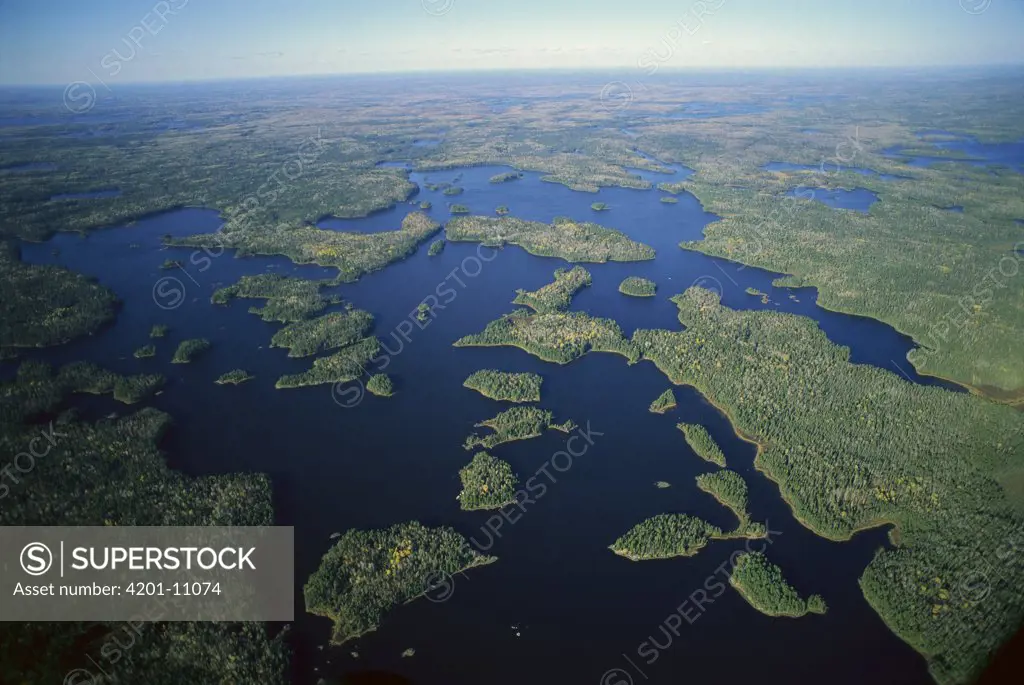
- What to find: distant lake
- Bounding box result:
[884,134,1024,173]
[765,161,908,181]
[788,187,878,213]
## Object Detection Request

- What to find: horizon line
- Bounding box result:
[4,62,1024,88]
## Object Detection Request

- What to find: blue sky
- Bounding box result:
[1,0,1022,84]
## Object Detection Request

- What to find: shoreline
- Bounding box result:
[678,241,1019,405]
[728,577,813,619]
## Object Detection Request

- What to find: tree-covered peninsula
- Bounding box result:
[512,266,592,313]
[0,242,118,354]
[696,469,764,535]
[172,211,440,283]
[631,287,1024,684]
[1,361,164,417]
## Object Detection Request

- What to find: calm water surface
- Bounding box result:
[17,158,945,685]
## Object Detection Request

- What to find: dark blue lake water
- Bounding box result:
[787,187,879,213]
[16,159,946,685]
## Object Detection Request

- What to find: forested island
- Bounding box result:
[610,513,724,560]
[458,452,519,510]
[489,171,523,183]
[270,308,374,358]
[619,276,657,297]
[216,369,253,385]
[134,344,156,359]
[649,389,677,414]
[304,522,496,644]
[730,552,827,617]
[454,310,636,364]
[446,215,654,263]
[366,374,395,396]
[512,266,591,313]
[275,337,380,389]
[171,338,211,364]
[464,406,575,450]
[463,370,543,402]
[427,239,445,256]
[678,423,727,467]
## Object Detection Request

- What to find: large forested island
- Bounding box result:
[304,522,496,644]
[454,310,636,364]
[446,215,654,262]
